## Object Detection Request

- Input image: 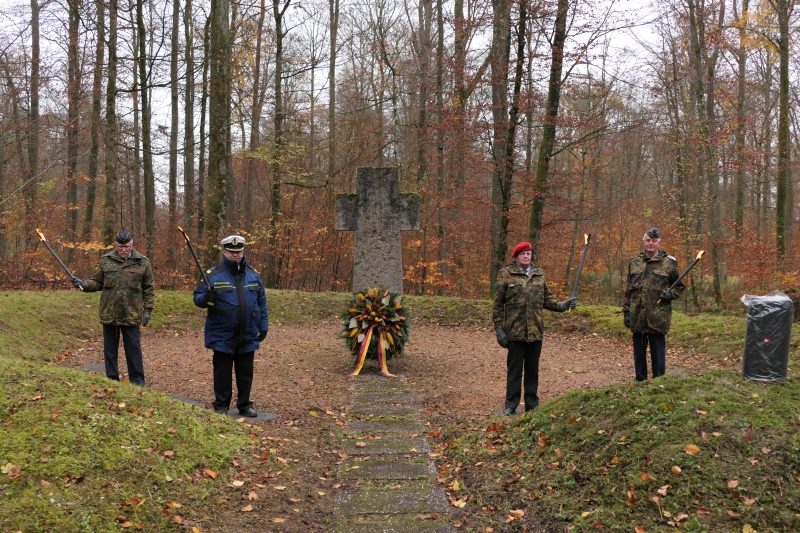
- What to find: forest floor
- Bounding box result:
[59,315,708,531]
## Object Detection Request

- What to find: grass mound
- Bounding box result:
[440,371,800,532]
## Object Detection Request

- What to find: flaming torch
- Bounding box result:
[178,226,212,290]
[658,250,705,304]
[570,233,592,304]
[36,229,82,290]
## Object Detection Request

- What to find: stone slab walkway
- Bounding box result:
[333,375,456,533]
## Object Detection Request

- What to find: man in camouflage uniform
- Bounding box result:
[623,227,684,381]
[72,231,155,386]
[493,242,576,415]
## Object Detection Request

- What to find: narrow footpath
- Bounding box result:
[332,375,456,533]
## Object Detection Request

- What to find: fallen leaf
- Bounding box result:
[241,505,253,512]
[163,451,175,458]
[761,447,772,454]
[289,498,300,503]
[742,524,755,533]
[274,486,287,491]
[581,511,593,518]
[697,507,709,515]
[747,457,759,465]
[122,522,134,528]
[166,501,182,509]
[309,410,317,417]
[726,510,741,517]
[202,469,217,479]
[696,409,707,415]
[116,515,127,522]
[317,491,326,496]
[743,498,756,506]
[508,509,524,518]
[684,444,700,455]
[657,485,669,496]
[355,441,367,448]
[635,526,646,533]
[640,472,656,482]
[712,432,722,437]
[248,492,258,501]
[232,480,245,487]
[727,480,739,489]
[272,517,286,523]
[674,512,689,521]
[167,427,177,434]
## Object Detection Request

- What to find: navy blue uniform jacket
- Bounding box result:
[193,256,269,354]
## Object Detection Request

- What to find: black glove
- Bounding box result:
[559,297,577,311]
[495,328,508,348]
[624,313,631,329]
[142,309,151,326]
[258,331,267,342]
[205,288,218,304]
[658,290,675,302]
[71,277,88,290]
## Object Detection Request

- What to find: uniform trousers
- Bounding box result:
[505,340,542,412]
[103,324,145,386]
[632,332,666,381]
[212,350,255,412]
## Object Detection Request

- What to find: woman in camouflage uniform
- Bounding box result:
[72,232,155,386]
[623,228,684,381]
[493,242,576,415]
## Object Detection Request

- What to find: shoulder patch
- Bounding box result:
[668,255,676,261]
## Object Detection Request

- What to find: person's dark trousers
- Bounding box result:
[632,332,666,381]
[212,350,255,412]
[103,324,145,386]
[505,340,543,412]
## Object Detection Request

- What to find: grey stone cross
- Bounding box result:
[335,167,420,294]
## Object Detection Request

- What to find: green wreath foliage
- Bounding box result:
[340,287,410,361]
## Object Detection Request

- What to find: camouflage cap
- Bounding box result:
[645,227,660,239]
[221,235,246,251]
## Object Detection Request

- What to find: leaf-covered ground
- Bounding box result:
[56,314,723,531]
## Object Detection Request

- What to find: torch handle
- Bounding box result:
[40,238,81,289]
[657,257,701,304]
[570,244,589,299]
[178,228,212,289]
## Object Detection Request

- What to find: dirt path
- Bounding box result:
[60,321,697,531]
[62,322,643,418]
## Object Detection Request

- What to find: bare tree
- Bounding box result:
[102,0,118,245]
[82,0,105,241]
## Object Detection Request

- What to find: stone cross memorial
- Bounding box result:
[336,167,419,294]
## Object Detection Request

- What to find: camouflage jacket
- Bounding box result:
[492,262,564,342]
[623,250,684,334]
[84,249,155,326]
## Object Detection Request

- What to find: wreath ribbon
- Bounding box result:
[346,324,375,377]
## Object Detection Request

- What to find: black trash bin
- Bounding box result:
[741,291,793,382]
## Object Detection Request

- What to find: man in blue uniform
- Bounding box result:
[193,235,268,416]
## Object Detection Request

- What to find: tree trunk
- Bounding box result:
[102,0,118,245]
[328,0,339,186]
[488,0,511,294]
[415,0,431,185]
[66,0,81,244]
[82,0,105,241]
[734,0,749,239]
[183,0,195,233]
[243,0,267,226]
[131,1,142,237]
[137,0,156,257]
[25,0,40,253]
[266,0,290,288]
[166,0,180,264]
[205,0,232,259]
[774,0,791,259]
[435,0,446,295]
[198,16,211,242]
[527,0,568,251]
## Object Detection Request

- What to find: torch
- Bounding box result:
[657,250,705,304]
[178,226,212,290]
[570,233,591,302]
[36,229,82,290]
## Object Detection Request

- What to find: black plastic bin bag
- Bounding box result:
[740,291,793,382]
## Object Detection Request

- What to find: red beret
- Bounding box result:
[511,242,532,257]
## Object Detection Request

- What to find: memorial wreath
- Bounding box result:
[341,287,409,378]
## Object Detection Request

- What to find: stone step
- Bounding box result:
[338,457,432,480]
[346,417,425,434]
[342,436,430,456]
[330,516,457,533]
[349,380,411,393]
[349,404,420,417]
[334,485,449,516]
[350,392,419,405]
